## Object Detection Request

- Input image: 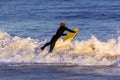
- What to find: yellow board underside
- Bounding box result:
[64,27,79,42]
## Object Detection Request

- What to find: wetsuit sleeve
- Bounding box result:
[66,27,76,33]
[62,34,67,36]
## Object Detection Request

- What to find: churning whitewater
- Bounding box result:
[0,31,120,66]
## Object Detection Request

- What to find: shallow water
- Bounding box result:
[0,64,120,80]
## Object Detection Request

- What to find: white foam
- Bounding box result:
[0,31,120,66]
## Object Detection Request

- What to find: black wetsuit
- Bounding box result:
[41,26,75,53]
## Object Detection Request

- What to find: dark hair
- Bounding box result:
[60,22,65,27]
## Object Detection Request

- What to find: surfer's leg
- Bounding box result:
[49,36,58,53]
[49,42,55,53]
[41,35,56,51]
[41,42,51,50]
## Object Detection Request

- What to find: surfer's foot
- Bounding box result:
[40,49,43,53]
[48,51,52,53]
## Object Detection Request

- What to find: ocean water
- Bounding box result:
[0,64,120,80]
[0,0,120,79]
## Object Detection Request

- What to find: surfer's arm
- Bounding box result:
[66,27,76,33]
[62,33,67,36]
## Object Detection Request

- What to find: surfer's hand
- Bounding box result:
[75,31,78,34]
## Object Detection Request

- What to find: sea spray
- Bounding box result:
[0,31,120,66]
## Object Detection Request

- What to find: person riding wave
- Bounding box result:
[40,22,77,53]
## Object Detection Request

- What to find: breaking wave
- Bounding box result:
[0,31,120,66]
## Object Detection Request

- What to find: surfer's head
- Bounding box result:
[60,22,66,27]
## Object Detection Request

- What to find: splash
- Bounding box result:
[0,31,120,66]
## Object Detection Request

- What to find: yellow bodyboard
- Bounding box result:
[64,27,79,42]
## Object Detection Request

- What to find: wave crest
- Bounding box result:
[0,31,120,66]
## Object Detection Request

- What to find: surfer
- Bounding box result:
[40,22,76,53]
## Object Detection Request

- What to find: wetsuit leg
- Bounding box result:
[41,35,56,51]
[49,42,55,53]
[41,35,59,52]
[41,42,51,50]
[49,35,59,53]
